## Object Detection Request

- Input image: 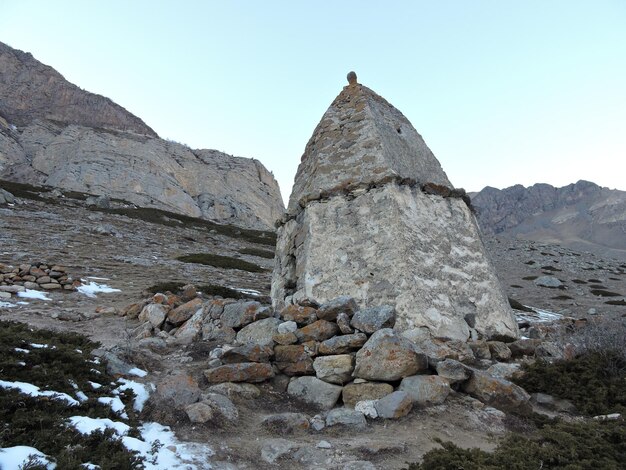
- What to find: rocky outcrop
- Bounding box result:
[272,73,518,341]
[472,181,626,260]
[0,41,155,135]
[0,42,284,229]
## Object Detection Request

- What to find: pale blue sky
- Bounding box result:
[1,1,625,202]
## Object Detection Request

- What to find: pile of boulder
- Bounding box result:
[123,288,544,426]
[0,262,78,298]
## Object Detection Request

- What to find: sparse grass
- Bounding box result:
[146,282,255,300]
[93,206,276,246]
[541,266,562,272]
[409,420,625,469]
[0,179,276,246]
[605,299,626,306]
[411,316,626,468]
[177,253,266,273]
[0,321,144,469]
[522,276,538,281]
[514,352,626,416]
[508,297,534,312]
[238,247,275,259]
[591,289,622,297]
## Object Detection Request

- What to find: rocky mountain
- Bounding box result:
[0,41,284,229]
[0,41,156,136]
[472,181,626,261]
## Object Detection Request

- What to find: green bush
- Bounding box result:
[0,321,144,469]
[177,253,266,273]
[238,247,275,259]
[410,420,625,469]
[514,352,626,416]
[146,282,257,300]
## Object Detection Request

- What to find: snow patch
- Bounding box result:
[0,446,56,470]
[13,347,29,353]
[17,289,50,301]
[0,301,16,308]
[516,306,563,324]
[98,396,128,418]
[77,281,121,298]
[233,287,262,297]
[68,416,130,437]
[0,380,79,406]
[117,378,151,412]
[128,367,148,377]
[122,422,214,469]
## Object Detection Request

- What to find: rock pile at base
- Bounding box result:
[0,262,78,297]
[125,289,542,429]
[271,73,518,341]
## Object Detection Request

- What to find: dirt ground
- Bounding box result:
[1,197,623,469]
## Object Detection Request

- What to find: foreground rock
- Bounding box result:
[462,371,531,411]
[287,376,343,410]
[353,329,428,381]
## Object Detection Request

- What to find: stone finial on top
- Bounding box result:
[347,71,358,85]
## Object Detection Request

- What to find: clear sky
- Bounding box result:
[1,1,625,203]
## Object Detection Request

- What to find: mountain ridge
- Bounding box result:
[471,180,626,260]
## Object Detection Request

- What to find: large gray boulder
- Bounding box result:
[462,371,531,411]
[350,305,396,334]
[236,318,282,346]
[287,376,342,410]
[374,391,413,419]
[272,74,519,340]
[398,375,451,406]
[313,354,354,385]
[353,329,427,381]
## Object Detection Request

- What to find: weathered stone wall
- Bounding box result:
[288,83,451,213]
[272,182,518,341]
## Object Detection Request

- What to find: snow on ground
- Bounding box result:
[86,276,110,281]
[98,396,128,418]
[0,445,56,469]
[128,367,148,377]
[123,422,214,470]
[13,347,29,353]
[117,378,151,412]
[77,281,121,297]
[0,301,16,308]
[516,306,563,324]
[17,289,50,300]
[233,287,262,297]
[68,416,130,437]
[0,380,79,406]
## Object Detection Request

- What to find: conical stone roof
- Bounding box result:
[288,74,451,213]
[273,73,519,341]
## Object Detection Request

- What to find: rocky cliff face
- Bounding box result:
[0,42,284,229]
[472,181,626,260]
[0,41,156,136]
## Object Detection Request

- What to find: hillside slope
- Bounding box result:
[0,42,284,229]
